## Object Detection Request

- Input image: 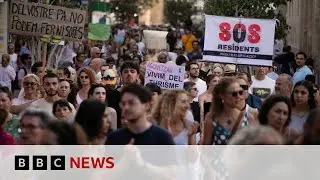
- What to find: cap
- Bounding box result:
[224,64,236,74]
[103,69,117,85]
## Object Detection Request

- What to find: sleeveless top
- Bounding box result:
[212,104,250,145]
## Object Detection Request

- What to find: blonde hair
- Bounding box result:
[152,90,187,129]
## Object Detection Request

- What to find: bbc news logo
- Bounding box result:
[15,155,115,170]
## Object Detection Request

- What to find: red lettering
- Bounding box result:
[82,157,90,168]
[70,157,81,168]
[219,22,231,41]
[105,157,115,168]
[91,157,105,168]
[248,24,261,44]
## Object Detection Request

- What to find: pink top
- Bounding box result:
[0,128,15,145]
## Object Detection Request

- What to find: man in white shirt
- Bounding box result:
[30,73,75,116]
[249,66,275,101]
[184,62,207,102]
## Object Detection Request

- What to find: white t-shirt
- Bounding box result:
[184,78,207,102]
[29,98,76,117]
[249,76,275,100]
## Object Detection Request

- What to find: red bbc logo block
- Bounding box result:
[15,155,66,170]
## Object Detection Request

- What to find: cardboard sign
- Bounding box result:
[145,62,185,90]
[143,30,168,50]
[9,0,86,40]
[203,15,276,66]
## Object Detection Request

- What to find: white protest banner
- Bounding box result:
[143,30,168,50]
[0,1,8,57]
[203,15,276,66]
[9,0,87,41]
[145,62,185,90]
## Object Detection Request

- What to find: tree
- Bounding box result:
[164,0,198,27]
[204,0,291,39]
[109,0,156,24]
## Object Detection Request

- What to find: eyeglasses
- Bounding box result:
[80,76,89,79]
[23,82,37,87]
[230,90,244,97]
[240,85,249,91]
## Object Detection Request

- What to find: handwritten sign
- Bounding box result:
[203,15,276,66]
[145,62,185,90]
[143,30,168,50]
[9,0,86,40]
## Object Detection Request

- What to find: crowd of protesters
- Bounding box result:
[0,24,320,146]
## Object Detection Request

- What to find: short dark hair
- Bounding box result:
[296,52,307,59]
[31,62,43,74]
[57,67,71,78]
[121,84,152,104]
[176,55,188,66]
[305,74,316,84]
[259,95,292,127]
[43,72,59,83]
[183,81,196,92]
[88,84,107,97]
[0,86,12,100]
[145,83,162,95]
[120,61,140,74]
[192,40,199,45]
[186,61,199,71]
[52,99,72,115]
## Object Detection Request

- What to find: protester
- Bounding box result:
[0,54,16,90]
[52,99,74,121]
[75,99,109,145]
[108,61,140,128]
[0,87,19,137]
[258,95,301,142]
[289,80,316,133]
[293,52,313,84]
[42,121,88,145]
[88,84,117,130]
[236,74,262,109]
[75,68,96,106]
[249,66,275,100]
[58,79,71,100]
[184,82,200,123]
[107,84,174,145]
[184,61,207,102]
[0,109,15,145]
[199,74,220,122]
[18,108,52,145]
[11,74,40,114]
[275,74,293,97]
[202,77,258,145]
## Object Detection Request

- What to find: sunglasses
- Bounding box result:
[230,90,244,97]
[80,76,88,79]
[103,76,115,81]
[240,85,249,91]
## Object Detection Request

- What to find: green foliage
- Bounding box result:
[164,0,198,26]
[204,0,291,39]
[109,0,156,23]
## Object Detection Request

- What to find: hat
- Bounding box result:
[224,64,236,74]
[103,69,117,85]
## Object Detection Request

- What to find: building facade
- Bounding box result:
[286,0,320,65]
[139,0,164,25]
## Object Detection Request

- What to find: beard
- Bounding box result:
[45,89,58,96]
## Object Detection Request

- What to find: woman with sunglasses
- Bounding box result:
[289,80,316,133]
[75,68,96,107]
[202,77,258,145]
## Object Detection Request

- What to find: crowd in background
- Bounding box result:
[0,24,320,146]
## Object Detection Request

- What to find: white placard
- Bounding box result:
[203,15,276,66]
[145,62,185,90]
[143,30,168,50]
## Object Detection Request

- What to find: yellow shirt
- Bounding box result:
[181,34,197,53]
